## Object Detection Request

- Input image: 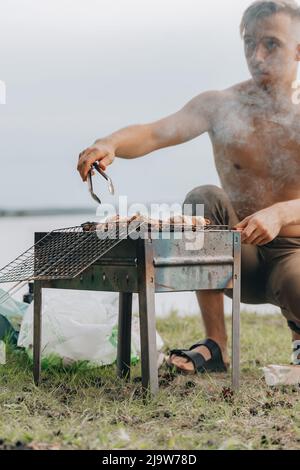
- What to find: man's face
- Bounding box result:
[243,12,300,87]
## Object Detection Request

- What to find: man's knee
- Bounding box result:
[183,185,225,207]
[183,185,226,217]
[183,185,232,225]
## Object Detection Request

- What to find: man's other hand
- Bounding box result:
[233,205,284,246]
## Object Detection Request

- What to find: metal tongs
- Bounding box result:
[87,162,115,204]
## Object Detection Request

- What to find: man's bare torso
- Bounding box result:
[209,80,300,237]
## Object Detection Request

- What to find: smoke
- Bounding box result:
[207,68,300,220]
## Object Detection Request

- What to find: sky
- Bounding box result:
[0,0,286,315]
[0,0,284,210]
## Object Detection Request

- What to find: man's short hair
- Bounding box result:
[240,0,300,37]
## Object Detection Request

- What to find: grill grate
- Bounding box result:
[0,221,147,283]
[0,221,229,283]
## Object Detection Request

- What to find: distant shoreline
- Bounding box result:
[0,200,181,218]
[0,208,95,218]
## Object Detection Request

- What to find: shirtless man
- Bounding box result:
[78,0,300,374]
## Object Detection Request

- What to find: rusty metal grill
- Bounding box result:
[0,221,229,283]
[0,221,148,283]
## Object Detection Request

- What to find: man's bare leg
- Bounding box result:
[168,290,230,372]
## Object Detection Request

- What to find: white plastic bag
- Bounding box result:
[262,365,300,386]
[18,289,164,368]
[0,340,6,364]
[109,315,165,368]
[0,288,28,331]
[18,290,119,366]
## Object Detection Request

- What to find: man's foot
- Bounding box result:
[166,338,230,374]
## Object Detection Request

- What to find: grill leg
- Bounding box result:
[232,232,241,391]
[137,238,158,397]
[33,281,42,386]
[117,292,133,380]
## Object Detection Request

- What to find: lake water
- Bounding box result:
[0,215,279,318]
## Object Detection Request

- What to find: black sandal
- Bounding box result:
[166,338,228,375]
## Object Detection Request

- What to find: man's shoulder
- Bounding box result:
[186,81,254,125]
[221,80,254,99]
[196,80,253,107]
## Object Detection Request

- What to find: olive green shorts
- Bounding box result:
[184,184,300,334]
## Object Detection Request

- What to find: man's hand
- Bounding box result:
[233,205,284,245]
[77,140,115,182]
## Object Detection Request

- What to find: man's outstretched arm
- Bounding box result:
[77,90,218,181]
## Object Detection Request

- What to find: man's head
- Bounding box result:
[240,0,300,88]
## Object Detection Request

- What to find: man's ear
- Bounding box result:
[296,44,300,61]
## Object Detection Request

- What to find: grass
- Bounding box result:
[0,311,300,450]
